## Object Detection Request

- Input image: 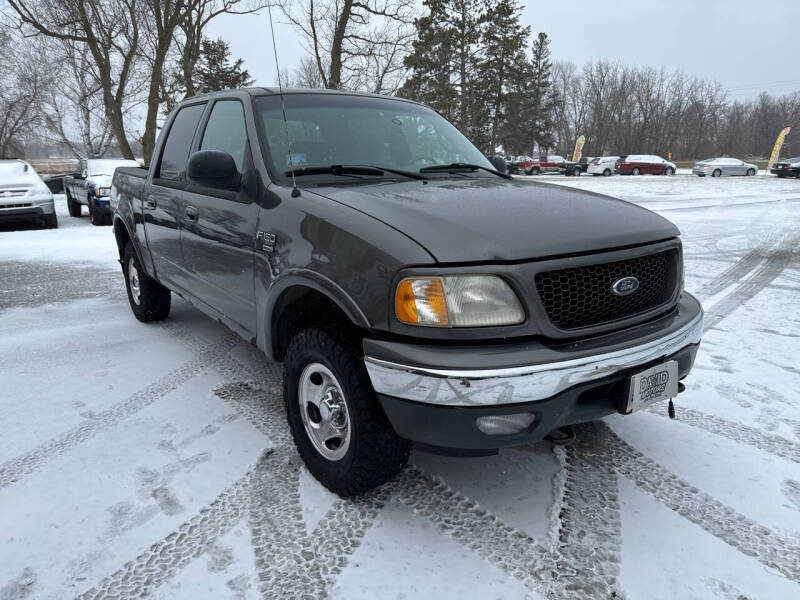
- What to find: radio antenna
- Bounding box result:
[267,4,300,198]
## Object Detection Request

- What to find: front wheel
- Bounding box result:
[43,213,58,229]
[66,191,81,217]
[284,328,410,497]
[603,168,611,176]
[573,167,581,176]
[123,242,171,322]
[746,168,756,176]
[632,167,641,175]
[665,166,675,175]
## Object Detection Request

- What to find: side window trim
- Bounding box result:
[195,98,248,168]
[152,100,208,188]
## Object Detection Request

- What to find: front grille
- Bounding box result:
[0,202,32,210]
[535,248,679,330]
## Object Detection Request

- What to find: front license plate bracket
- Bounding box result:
[620,360,679,415]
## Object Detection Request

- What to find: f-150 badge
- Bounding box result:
[256,231,277,253]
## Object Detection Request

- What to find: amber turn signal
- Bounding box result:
[395,278,449,326]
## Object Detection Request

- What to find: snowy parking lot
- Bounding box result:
[1,173,800,599]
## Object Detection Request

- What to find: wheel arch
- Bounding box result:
[266,276,371,362]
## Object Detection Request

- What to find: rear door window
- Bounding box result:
[199,100,248,171]
[157,103,205,181]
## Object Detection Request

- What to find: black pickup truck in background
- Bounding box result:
[112,88,703,496]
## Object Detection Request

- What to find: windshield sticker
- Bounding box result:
[286,153,307,167]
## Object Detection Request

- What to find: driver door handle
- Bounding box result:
[184,205,199,223]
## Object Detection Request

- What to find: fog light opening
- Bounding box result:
[475,413,536,436]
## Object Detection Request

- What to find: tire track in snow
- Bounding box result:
[596,422,800,582]
[248,449,388,599]
[703,229,799,331]
[694,229,780,299]
[75,454,260,600]
[393,467,557,596]
[0,332,239,489]
[646,405,800,465]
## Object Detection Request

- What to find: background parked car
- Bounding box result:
[692,157,758,177]
[587,156,620,176]
[770,157,800,178]
[0,159,57,229]
[503,156,521,174]
[64,158,140,225]
[615,154,676,175]
[559,156,595,176]
[524,155,565,174]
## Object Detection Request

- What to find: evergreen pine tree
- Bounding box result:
[479,0,530,154]
[526,32,558,155]
[194,38,254,94]
[398,0,488,144]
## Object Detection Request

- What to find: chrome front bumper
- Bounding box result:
[365,311,703,407]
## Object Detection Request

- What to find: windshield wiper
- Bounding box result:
[285,164,427,181]
[419,162,511,179]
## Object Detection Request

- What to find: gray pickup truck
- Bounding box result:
[111,88,703,496]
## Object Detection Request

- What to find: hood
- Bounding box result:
[311,178,680,263]
[88,175,113,187]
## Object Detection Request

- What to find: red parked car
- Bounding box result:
[615,154,676,175]
[524,155,566,175]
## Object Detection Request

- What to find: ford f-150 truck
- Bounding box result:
[64,158,140,225]
[111,88,703,496]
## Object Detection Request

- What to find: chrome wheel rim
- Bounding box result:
[128,257,141,305]
[298,362,351,461]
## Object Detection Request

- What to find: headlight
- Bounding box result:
[395,275,524,327]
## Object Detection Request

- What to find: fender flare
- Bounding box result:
[112,214,148,273]
[263,271,372,358]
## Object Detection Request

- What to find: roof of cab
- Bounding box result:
[181,86,423,106]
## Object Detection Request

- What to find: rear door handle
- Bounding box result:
[144,198,157,210]
[184,205,199,222]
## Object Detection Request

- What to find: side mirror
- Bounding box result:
[187,150,241,189]
[489,155,508,174]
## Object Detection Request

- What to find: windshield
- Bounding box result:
[254,93,492,183]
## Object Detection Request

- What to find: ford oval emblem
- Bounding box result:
[611,276,639,296]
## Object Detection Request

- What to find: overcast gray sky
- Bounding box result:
[207,0,800,100]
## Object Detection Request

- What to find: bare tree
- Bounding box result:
[0,30,46,157]
[37,40,117,158]
[8,0,264,163]
[277,0,414,92]
[7,0,143,159]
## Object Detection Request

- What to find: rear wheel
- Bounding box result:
[632,167,641,175]
[712,169,722,177]
[284,328,410,497]
[747,168,756,176]
[603,168,611,176]
[123,242,171,322]
[66,191,81,217]
[573,166,581,176]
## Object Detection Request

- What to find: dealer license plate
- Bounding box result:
[622,361,679,414]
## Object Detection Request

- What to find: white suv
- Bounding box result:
[587,156,620,177]
[0,159,57,228]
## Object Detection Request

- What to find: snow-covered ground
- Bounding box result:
[1,174,799,599]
